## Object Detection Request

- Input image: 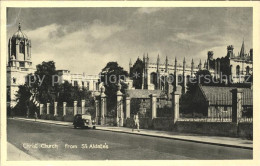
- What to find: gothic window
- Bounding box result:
[236,65,240,76]
[150,72,157,85]
[246,66,250,75]
[19,41,24,53]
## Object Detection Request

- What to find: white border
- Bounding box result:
[1,1,260,166]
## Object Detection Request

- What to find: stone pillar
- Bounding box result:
[117,83,123,127]
[95,99,99,123]
[231,88,243,123]
[125,97,131,119]
[73,101,77,115]
[63,102,67,116]
[100,98,106,125]
[54,102,58,116]
[47,103,50,114]
[81,100,85,114]
[150,94,157,119]
[173,86,182,123]
[40,104,44,115]
[100,88,106,125]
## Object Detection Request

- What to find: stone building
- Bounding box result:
[57,70,100,96]
[208,42,253,83]
[7,23,35,107]
[130,40,253,95]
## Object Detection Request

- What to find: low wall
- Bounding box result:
[63,115,74,122]
[126,118,152,129]
[152,118,175,131]
[238,123,253,139]
[173,121,238,137]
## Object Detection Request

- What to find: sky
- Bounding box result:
[7,7,252,75]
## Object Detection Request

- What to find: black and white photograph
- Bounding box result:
[1,1,260,165]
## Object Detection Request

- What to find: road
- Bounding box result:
[7,118,252,160]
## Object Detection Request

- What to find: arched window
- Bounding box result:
[246,66,250,75]
[150,72,157,86]
[19,41,24,53]
[236,65,240,76]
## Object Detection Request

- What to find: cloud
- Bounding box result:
[24,21,126,74]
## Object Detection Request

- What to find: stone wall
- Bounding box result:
[238,122,253,139]
[173,121,238,137]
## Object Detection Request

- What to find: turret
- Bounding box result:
[183,57,186,74]
[156,54,160,72]
[227,45,234,58]
[146,53,149,67]
[8,23,32,68]
[129,58,132,74]
[207,51,214,70]
[198,59,202,70]
[165,56,168,72]
[191,59,194,76]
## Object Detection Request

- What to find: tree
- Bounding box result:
[57,81,94,107]
[31,61,58,104]
[130,58,143,89]
[14,61,95,116]
[13,84,35,116]
[100,62,128,115]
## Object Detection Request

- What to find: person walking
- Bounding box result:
[132,113,140,132]
[34,111,38,121]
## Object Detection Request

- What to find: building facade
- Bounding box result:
[131,41,253,94]
[57,70,100,96]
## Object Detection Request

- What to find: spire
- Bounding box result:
[199,59,202,70]
[147,53,149,59]
[129,58,132,66]
[157,54,160,72]
[175,57,177,62]
[191,58,194,65]
[165,56,168,72]
[157,54,160,64]
[183,57,186,63]
[18,23,21,31]
[240,39,245,58]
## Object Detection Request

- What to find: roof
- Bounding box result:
[12,23,28,40]
[126,89,166,99]
[199,85,253,106]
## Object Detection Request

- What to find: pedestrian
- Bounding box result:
[26,103,29,118]
[34,111,38,121]
[132,113,140,132]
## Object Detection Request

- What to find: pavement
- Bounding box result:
[12,117,253,150]
[7,142,36,160]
